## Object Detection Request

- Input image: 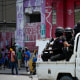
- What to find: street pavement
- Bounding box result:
[0,67,38,80]
[0,74,38,80]
[0,67,28,75]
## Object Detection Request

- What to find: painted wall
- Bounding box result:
[0,32,15,49]
[24,0,41,7]
[45,0,77,38]
[24,0,45,39]
[66,0,74,28]
[41,0,45,39]
[24,23,41,52]
[16,0,24,47]
[45,0,52,38]
[22,0,45,51]
[16,0,80,51]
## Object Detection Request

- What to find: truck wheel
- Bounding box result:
[60,76,73,80]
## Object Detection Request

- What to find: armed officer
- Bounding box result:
[50,27,71,61]
[41,27,71,61]
[64,27,74,61]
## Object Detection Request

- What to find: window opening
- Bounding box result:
[25,13,41,23]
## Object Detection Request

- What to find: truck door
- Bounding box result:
[76,33,80,79]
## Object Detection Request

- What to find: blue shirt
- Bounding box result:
[25,51,30,61]
[33,52,38,62]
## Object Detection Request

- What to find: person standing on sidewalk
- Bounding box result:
[17,48,22,70]
[11,48,18,75]
[1,48,5,69]
[7,47,11,68]
[0,49,1,59]
[22,50,25,64]
[25,47,30,72]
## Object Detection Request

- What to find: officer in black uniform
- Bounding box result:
[41,27,64,61]
[64,27,74,61]
[50,27,71,61]
[41,27,65,61]
[65,27,74,45]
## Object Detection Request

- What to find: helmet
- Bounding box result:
[65,27,73,33]
[55,27,64,37]
[65,27,73,39]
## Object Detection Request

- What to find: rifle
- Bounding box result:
[43,38,54,54]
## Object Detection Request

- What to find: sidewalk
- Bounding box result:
[0,67,29,75]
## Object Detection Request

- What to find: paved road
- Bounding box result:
[0,74,38,80]
[0,67,38,80]
[0,67,28,75]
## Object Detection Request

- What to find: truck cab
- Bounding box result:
[36,33,80,80]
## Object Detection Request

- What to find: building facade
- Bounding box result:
[46,0,80,37]
[16,0,80,52]
[0,0,16,49]
[16,0,45,51]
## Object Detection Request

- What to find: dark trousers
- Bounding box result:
[8,58,11,68]
[50,54,65,61]
[41,53,52,61]
[11,62,18,74]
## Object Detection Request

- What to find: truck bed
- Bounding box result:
[36,61,75,80]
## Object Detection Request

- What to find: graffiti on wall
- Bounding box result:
[45,7,52,38]
[0,32,15,49]
[24,0,45,39]
[16,0,24,47]
[24,23,40,52]
[24,23,41,42]
[24,0,41,7]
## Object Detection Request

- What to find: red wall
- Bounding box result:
[66,0,74,28]
[45,0,77,38]
[0,32,15,49]
[45,0,52,38]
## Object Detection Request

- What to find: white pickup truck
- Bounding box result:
[36,33,80,80]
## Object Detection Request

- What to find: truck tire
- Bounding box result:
[60,76,73,80]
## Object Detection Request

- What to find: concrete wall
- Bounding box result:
[0,0,16,49]
[0,0,16,22]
